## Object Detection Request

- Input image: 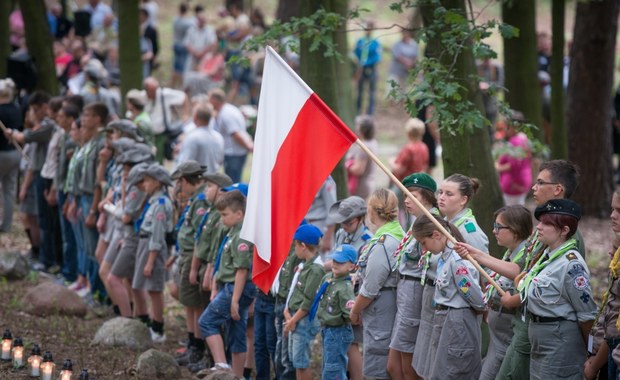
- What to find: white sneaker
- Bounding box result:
[76,286,91,298]
[209,363,231,371]
[150,328,166,343]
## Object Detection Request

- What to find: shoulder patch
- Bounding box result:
[158,197,166,205]
[464,222,476,233]
[196,207,206,216]
[237,242,249,252]
[566,252,578,261]
[156,212,166,221]
[455,266,469,275]
[128,191,137,200]
[197,193,205,200]
[362,233,371,241]
[573,276,588,290]
[345,300,355,309]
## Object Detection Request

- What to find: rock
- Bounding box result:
[0,251,30,280]
[136,349,181,379]
[92,317,152,350]
[23,282,87,317]
[204,370,238,380]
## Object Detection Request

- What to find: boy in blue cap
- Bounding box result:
[284,224,326,380]
[311,244,356,380]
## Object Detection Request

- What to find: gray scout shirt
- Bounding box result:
[333,224,371,258]
[358,234,400,299]
[122,183,146,237]
[525,248,597,322]
[23,117,56,172]
[78,134,105,195]
[140,189,174,253]
[433,247,486,310]
[486,240,528,305]
[450,208,489,253]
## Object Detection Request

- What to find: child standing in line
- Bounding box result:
[411,214,486,379]
[311,244,356,380]
[199,189,257,378]
[132,163,174,343]
[284,224,326,380]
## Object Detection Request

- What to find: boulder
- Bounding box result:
[92,317,152,350]
[0,251,30,280]
[203,370,238,380]
[23,282,87,317]
[136,349,181,379]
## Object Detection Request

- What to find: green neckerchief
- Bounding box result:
[523,230,543,269]
[485,240,527,300]
[451,208,474,228]
[356,220,404,276]
[517,238,577,301]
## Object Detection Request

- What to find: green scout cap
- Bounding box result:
[402,172,437,193]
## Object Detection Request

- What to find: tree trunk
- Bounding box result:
[421,0,503,255]
[0,1,13,79]
[567,0,618,217]
[118,0,142,112]
[20,0,58,95]
[276,0,301,22]
[502,0,544,142]
[299,0,352,200]
[550,0,567,159]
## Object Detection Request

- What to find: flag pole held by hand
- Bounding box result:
[0,120,31,166]
[353,138,505,296]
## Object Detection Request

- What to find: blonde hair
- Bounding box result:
[405,118,425,140]
[367,188,399,222]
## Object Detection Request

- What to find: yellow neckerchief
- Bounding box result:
[594,246,620,331]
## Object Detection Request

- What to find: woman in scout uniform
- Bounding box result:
[350,188,404,379]
[502,199,597,380]
[412,214,486,379]
[454,205,532,380]
[437,173,488,252]
[132,163,174,343]
[328,195,371,380]
[388,172,437,380]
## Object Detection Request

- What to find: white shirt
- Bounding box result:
[143,87,186,135]
[175,124,225,173]
[40,126,63,180]
[209,103,250,156]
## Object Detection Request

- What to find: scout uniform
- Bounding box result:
[449,207,489,252]
[132,165,174,292]
[356,220,403,379]
[110,162,148,279]
[312,244,356,380]
[427,247,486,380]
[104,119,145,143]
[391,173,437,355]
[199,223,257,354]
[328,196,371,346]
[172,161,211,309]
[479,239,528,380]
[412,252,440,378]
[519,199,597,380]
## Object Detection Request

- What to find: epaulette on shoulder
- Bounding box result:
[158,197,166,205]
[378,234,386,244]
[565,251,578,261]
[197,193,206,201]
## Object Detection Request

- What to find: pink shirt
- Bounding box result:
[498,133,532,195]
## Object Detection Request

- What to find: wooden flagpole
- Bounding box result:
[0,120,31,166]
[354,139,505,296]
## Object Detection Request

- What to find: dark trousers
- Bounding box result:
[356,65,378,115]
[35,175,61,268]
[57,190,78,282]
[254,292,277,379]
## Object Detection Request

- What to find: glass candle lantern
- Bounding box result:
[40,351,55,380]
[12,337,24,368]
[1,329,12,361]
[28,344,42,377]
[59,359,73,380]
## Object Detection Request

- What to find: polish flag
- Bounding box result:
[241,46,358,293]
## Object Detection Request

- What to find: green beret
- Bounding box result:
[402,172,437,193]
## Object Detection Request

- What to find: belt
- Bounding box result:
[399,274,435,286]
[275,295,287,304]
[380,286,397,291]
[489,300,516,315]
[139,233,150,238]
[527,312,566,323]
[434,304,468,311]
[258,292,276,303]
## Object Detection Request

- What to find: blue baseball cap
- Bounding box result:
[332,244,357,264]
[222,183,249,197]
[293,224,323,245]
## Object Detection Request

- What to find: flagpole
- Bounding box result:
[354,138,505,296]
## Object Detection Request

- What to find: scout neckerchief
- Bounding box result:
[451,208,474,228]
[517,238,577,301]
[523,230,543,269]
[356,220,404,276]
[484,240,527,300]
[212,234,230,276]
[194,202,211,242]
[594,246,620,332]
[394,208,440,271]
[134,197,152,233]
[309,273,352,322]
[174,195,195,252]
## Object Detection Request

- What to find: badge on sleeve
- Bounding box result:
[196,208,206,216]
[455,266,469,275]
[566,252,578,261]
[345,300,355,309]
[238,243,249,252]
[156,212,166,221]
[128,191,137,200]
[464,222,476,233]
[573,276,588,290]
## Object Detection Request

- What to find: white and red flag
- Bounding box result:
[241,46,358,293]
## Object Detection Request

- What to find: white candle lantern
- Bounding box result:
[28,344,42,377]
[59,359,73,380]
[12,337,24,368]
[40,351,55,380]
[1,329,12,361]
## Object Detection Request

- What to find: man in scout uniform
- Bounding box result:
[104,119,145,143]
[198,189,257,378]
[132,163,174,343]
[171,160,211,366]
[311,244,356,380]
[284,224,326,380]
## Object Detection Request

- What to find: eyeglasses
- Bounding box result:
[493,223,510,232]
[534,179,559,187]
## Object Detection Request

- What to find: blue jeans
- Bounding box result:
[275,302,296,380]
[254,292,277,380]
[199,282,257,352]
[322,325,353,380]
[608,338,620,380]
[356,65,377,115]
[35,175,57,268]
[57,190,77,282]
[70,196,87,277]
[288,314,320,369]
[79,195,105,299]
[224,154,247,184]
